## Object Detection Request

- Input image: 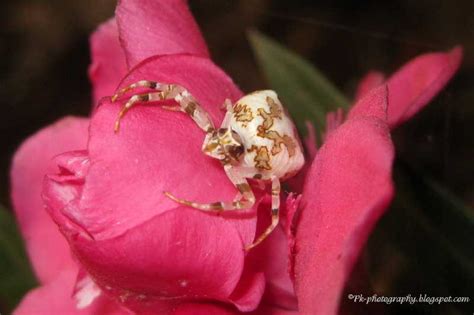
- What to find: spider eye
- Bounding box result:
[228,144,244,160]
[218,128,227,137]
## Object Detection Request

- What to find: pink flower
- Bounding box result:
[10,0,461,314]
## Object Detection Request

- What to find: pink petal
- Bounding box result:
[173,303,237,315]
[348,85,388,121]
[68,208,262,313]
[44,152,264,311]
[116,0,210,68]
[10,117,89,284]
[174,302,299,315]
[285,193,301,282]
[324,108,345,140]
[13,268,130,315]
[228,269,266,312]
[71,54,248,241]
[387,47,462,128]
[43,55,265,312]
[89,18,128,107]
[73,272,102,309]
[249,304,299,315]
[44,150,93,240]
[293,87,394,315]
[246,199,298,310]
[286,164,310,195]
[354,71,385,101]
[258,227,297,310]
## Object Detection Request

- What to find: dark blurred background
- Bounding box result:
[0,0,473,314]
[1,0,473,206]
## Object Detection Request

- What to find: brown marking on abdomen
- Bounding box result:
[248,145,272,170]
[233,103,254,127]
[256,126,297,157]
[257,97,282,131]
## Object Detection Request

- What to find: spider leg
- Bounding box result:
[220,98,233,111]
[112,81,214,133]
[220,106,234,129]
[244,176,280,251]
[163,164,255,212]
[111,80,164,102]
[114,92,162,132]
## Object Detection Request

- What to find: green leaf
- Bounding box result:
[0,204,36,312]
[247,30,349,133]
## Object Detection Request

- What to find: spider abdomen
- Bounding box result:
[230,90,304,180]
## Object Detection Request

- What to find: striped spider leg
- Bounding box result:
[111,82,288,251]
[165,163,282,252]
[166,138,280,250]
[244,176,280,251]
[164,164,256,212]
[163,108,256,213]
[112,80,214,133]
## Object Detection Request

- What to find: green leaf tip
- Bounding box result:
[247,30,349,134]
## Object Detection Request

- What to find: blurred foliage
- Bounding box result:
[249,32,473,314]
[249,30,349,133]
[0,205,36,311]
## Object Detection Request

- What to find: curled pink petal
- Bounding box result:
[116,0,210,68]
[10,117,89,284]
[13,268,130,315]
[293,87,394,315]
[43,150,93,240]
[89,18,128,107]
[67,208,262,313]
[386,46,462,128]
[228,270,266,311]
[44,156,263,312]
[354,71,385,101]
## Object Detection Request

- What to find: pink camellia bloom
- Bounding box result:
[10,0,462,314]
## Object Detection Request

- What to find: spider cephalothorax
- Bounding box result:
[203,128,244,165]
[111,82,304,250]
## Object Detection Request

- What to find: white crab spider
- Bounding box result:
[111,81,305,250]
